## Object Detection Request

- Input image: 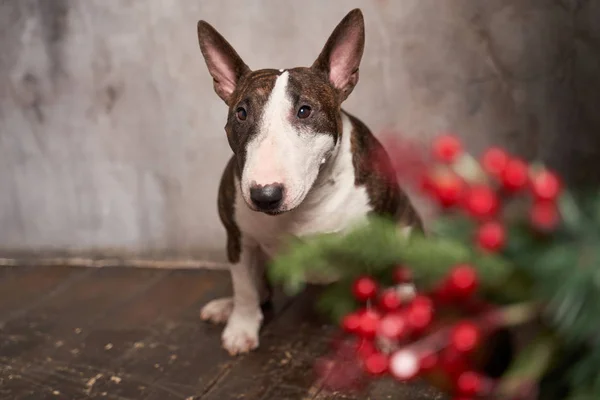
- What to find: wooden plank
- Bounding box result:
[0,267,170,400]
[367,379,447,400]
[311,390,360,400]
[115,321,229,396]
[0,356,122,400]
[0,265,23,282]
[44,269,212,368]
[261,385,318,400]
[0,267,167,360]
[109,273,296,400]
[0,266,89,318]
[0,267,247,399]
[0,267,445,399]
[199,287,331,400]
[311,379,447,400]
[195,377,274,400]
[43,269,234,399]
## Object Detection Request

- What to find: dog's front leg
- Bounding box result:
[220,244,264,355]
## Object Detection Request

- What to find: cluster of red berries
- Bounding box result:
[317,134,566,397]
[318,265,499,399]
[422,134,563,252]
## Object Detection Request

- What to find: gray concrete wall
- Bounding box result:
[1,0,598,260]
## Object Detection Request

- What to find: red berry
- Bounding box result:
[530,201,560,231]
[378,289,402,312]
[356,306,370,315]
[501,158,529,191]
[447,264,479,300]
[432,171,466,208]
[439,347,469,378]
[341,312,362,334]
[432,283,454,304]
[419,351,439,373]
[357,310,381,339]
[450,322,481,354]
[433,134,463,163]
[364,352,389,375]
[393,265,413,284]
[352,276,379,302]
[481,147,509,177]
[377,313,407,340]
[406,296,434,332]
[355,338,377,360]
[463,185,499,219]
[476,221,506,252]
[418,170,436,195]
[411,295,434,309]
[389,350,420,381]
[531,170,561,201]
[457,371,483,396]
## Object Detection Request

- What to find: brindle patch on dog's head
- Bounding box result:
[197,9,365,214]
[222,69,280,175]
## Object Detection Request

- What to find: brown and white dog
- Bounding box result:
[196,9,422,355]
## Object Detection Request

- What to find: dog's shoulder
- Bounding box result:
[343,110,423,230]
[217,156,242,263]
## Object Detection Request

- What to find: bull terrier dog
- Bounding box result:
[196,9,422,355]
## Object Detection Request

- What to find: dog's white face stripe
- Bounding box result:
[241,71,336,211]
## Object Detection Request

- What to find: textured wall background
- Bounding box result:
[1,0,598,261]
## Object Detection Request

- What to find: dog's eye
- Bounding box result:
[297,105,312,119]
[236,107,247,121]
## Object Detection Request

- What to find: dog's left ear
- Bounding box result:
[312,9,365,101]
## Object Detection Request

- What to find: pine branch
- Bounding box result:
[269,216,515,297]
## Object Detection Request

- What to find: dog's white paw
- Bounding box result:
[221,311,262,356]
[200,297,233,324]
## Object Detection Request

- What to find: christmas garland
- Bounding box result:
[268,134,600,400]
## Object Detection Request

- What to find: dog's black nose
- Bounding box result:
[250,184,284,211]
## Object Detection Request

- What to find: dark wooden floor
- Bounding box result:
[0,265,444,400]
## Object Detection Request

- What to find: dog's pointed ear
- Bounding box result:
[197,20,251,104]
[311,9,365,101]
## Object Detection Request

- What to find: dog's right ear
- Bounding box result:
[197,21,251,104]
